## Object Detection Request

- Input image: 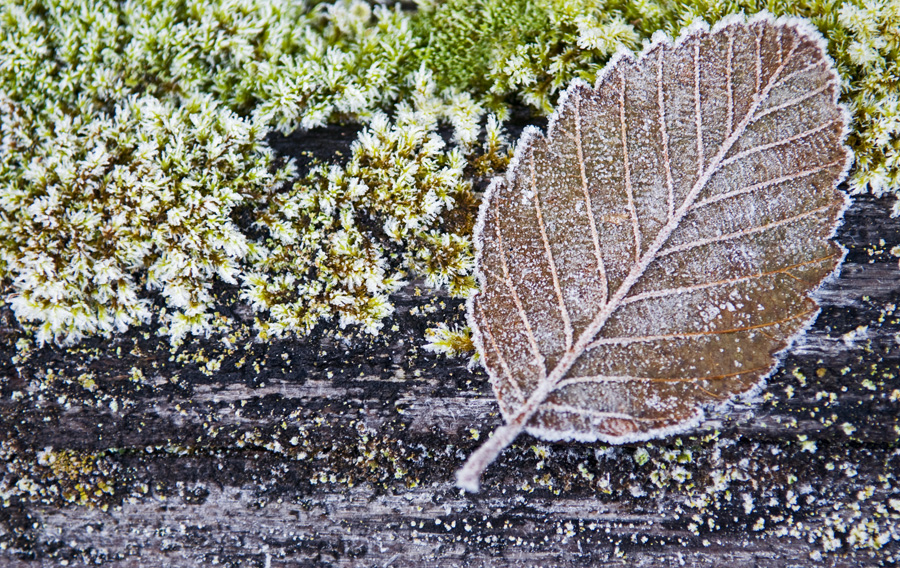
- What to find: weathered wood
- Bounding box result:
[0,123,898,567]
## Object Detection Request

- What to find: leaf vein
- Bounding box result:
[754,30,762,95]
[658,202,838,258]
[771,60,828,91]
[475,298,526,402]
[726,31,734,135]
[619,72,641,261]
[691,159,844,211]
[540,403,651,423]
[751,82,832,124]
[719,119,840,170]
[529,148,574,349]
[574,89,609,304]
[657,50,675,221]
[621,253,838,306]
[587,307,818,349]
[556,367,768,390]
[694,39,704,173]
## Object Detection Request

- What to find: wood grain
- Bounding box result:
[0,121,898,567]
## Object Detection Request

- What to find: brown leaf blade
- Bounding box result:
[458,14,851,492]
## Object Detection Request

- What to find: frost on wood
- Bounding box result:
[457,14,852,492]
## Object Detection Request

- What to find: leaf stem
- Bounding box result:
[457,375,558,492]
[455,407,531,492]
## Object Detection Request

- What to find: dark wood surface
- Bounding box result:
[1,124,898,567]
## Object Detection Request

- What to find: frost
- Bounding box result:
[457,15,850,492]
[0,0,896,346]
[424,323,475,358]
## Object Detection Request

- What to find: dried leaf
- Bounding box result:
[457,14,851,492]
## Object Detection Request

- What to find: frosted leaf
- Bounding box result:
[457,14,851,492]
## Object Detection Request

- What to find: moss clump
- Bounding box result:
[0,93,291,344]
[0,0,422,344]
[835,0,900,209]
[0,0,416,129]
[0,445,119,509]
[413,0,551,96]
[245,70,483,338]
[413,0,644,114]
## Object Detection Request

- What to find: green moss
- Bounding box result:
[0,0,898,345]
[413,0,550,95]
[245,74,481,337]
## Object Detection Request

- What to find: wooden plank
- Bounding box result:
[0,124,898,567]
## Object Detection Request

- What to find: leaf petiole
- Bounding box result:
[455,408,531,492]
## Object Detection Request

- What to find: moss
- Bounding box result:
[423,322,474,357]
[0,92,291,344]
[0,0,898,346]
[413,0,551,95]
[244,71,485,338]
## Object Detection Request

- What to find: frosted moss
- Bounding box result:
[0,93,291,344]
[0,0,898,345]
[245,75,482,338]
[423,322,474,357]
